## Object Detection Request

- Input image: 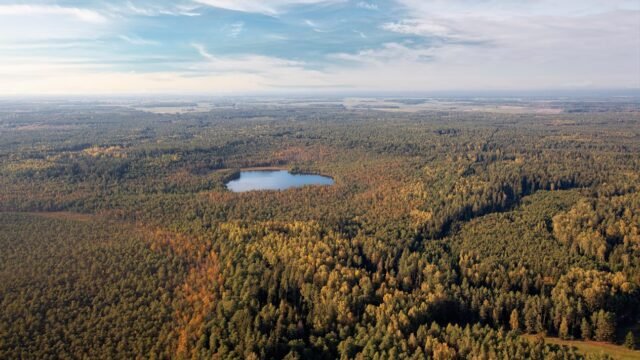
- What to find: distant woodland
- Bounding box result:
[0,100,638,359]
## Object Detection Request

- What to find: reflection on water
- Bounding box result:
[226,170,334,192]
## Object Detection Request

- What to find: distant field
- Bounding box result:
[523,335,640,360]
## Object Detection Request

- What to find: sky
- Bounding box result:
[0,0,638,95]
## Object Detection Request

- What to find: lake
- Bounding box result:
[226,170,334,192]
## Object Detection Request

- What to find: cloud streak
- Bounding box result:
[356,2,378,10]
[107,2,201,17]
[193,0,342,15]
[119,35,160,46]
[0,4,107,23]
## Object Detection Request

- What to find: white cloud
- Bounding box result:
[394,0,639,18]
[192,43,302,72]
[356,2,378,10]
[369,0,640,90]
[0,4,112,41]
[382,20,452,38]
[304,19,329,33]
[108,2,201,17]
[331,42,433,65]
[0,62,263,95]
[322,39,637,92]
[0,0,636,94]
[0,5,107,23]
[227,22,245,38]
[0,44,339,94]
[353,30,367,39]
[0,41,98,51]
[191,43,218,62]
[193,0,342,15]
[265,34,289,41]
[119,35,159,46]
[188,43,335,88]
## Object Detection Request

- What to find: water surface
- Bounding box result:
[226,170,334,192]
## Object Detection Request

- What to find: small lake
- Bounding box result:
[226,170,334,192]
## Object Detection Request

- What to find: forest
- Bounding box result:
[0,98,638,359]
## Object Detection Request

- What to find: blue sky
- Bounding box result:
[0,0,638,94]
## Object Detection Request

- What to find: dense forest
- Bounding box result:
[0,98,638,359]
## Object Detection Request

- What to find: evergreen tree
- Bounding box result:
[559,318,570,339]
[581,318,592,340]
[510,309,520,333]
[593,311,615,342]
[624,331,636,350]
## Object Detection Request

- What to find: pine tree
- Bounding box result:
[510,309,520,333]
[580,318,592,340]
[524,304,538,333]
[593,311,615,342]
[625,331,636,350]
[559,318,570,339]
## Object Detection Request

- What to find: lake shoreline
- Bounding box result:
[225,169,334,192]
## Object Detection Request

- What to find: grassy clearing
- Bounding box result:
[523,335,640,360]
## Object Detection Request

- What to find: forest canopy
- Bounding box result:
[0,98,639,359]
